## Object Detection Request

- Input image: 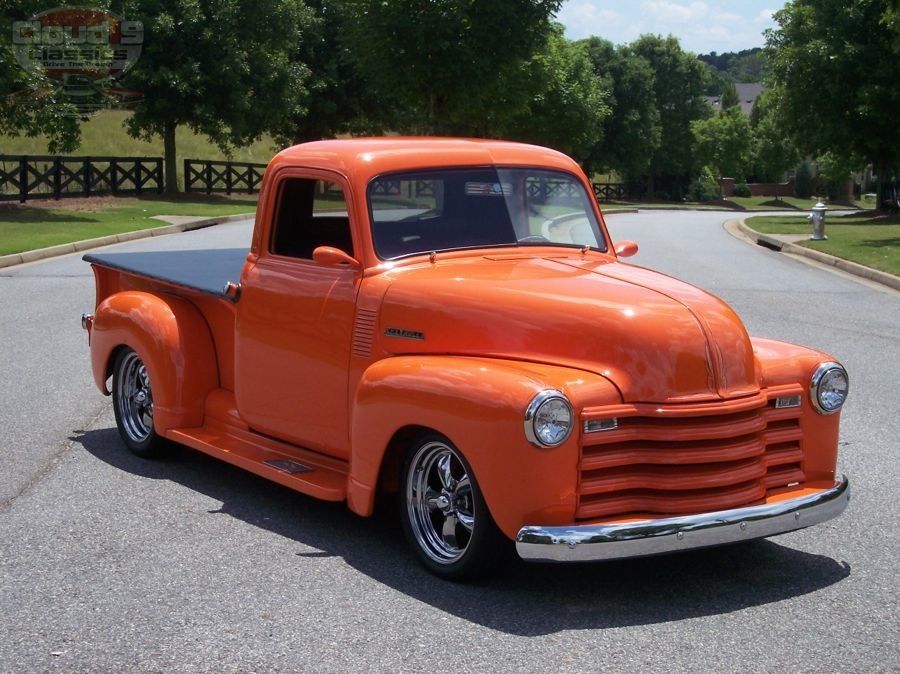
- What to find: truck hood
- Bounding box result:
[378,254,759,403]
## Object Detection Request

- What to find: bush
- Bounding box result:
[794,160,812,198]
[691,167,722,201]
[733,182,751,197]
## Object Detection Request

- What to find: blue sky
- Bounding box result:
[555,0,787,54]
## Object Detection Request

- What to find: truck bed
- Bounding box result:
[83,248,248,298]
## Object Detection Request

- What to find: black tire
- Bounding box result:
[111,348,169,458]
[399,432,509,580]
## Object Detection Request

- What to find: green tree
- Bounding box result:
[630,35,711,196]
[748,90,798,182]
[816,151,859,200]
[720,81,739,109]
[281,0,379,143]
[581,38,661,181]
[340,0,561,135]
[500,27,610,162]
[691,165,722,201]
[766,0,900,210]
[120,0,314,192]
[691,107,752,179]
[0,2,82,152]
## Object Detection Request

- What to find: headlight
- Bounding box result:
[810,362,849,414]
[524,390,573,448]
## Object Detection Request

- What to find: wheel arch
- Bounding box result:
[90,290,219,435]
[347,355,619,539]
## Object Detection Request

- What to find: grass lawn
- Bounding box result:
[0,110,278,190]
[745,213,899,276]
[0,194,257,256]
[726,196,859,211]
[601,196,860,212]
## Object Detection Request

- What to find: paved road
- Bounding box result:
[1,212,897,672]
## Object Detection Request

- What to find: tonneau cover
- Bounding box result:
[83,248,248,297]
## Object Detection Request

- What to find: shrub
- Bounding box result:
[691,166,722,201]
[733,182,751,197]
[794,160,813,198]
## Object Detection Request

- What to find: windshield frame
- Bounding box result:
[366,165,609,261]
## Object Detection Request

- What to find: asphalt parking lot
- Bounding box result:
[1,211,897,672]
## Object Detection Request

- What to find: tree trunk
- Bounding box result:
[164,120,178,194]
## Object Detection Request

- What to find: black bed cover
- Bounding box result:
[83,248,248,298]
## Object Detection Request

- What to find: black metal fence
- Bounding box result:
[592,182,628,201]
[184,159,266,194]
[0,154,631,204]
[0,155,163,202]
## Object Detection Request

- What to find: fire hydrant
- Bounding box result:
[808,200,828,240]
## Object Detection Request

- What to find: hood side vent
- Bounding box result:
[352,308,378,357]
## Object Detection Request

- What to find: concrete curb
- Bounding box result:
[0,213,255,269]
[601,208,639,215]
[735,218,900,291]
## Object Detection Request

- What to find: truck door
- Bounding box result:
[235,172,360,458]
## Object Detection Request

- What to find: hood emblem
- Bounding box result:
[385,327,425,340]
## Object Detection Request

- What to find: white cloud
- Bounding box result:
[639,0,709,23]
[555,1,623,39]
[711,10,742,23]
[556,0,779,52]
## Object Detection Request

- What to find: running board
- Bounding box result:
[167,424,347,501]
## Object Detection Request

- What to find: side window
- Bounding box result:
[271,178,352,259]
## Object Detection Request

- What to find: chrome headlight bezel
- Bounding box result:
[524,390,573,448]
[810,361,849,415]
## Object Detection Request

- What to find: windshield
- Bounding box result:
[368,167,606,260]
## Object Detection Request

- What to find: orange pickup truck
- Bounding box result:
[82,138,849,579]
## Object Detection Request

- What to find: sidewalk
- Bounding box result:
[0,213,254,269]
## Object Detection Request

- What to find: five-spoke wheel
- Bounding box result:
[401,434,507,579]
[112,348,167,457]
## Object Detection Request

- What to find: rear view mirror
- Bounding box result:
[614,240,639,258]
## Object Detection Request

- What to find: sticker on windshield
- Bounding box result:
[465,182,512,196]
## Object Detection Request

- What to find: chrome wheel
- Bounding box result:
[406,441,475,564]
[115,351,154,443]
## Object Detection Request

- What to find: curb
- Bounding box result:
[601,208,639,215]
[0,213,255,269]
[735,218,900,291]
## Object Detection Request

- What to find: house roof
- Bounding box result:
[704,83,765,116]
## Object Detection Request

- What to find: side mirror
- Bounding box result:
[614,240,639,258]
[312,246,361,269]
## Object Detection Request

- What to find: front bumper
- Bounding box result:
[516,475,849,562]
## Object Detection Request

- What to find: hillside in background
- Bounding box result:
[698,47,766,95]
[0,110,278,165]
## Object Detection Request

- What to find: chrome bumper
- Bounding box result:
[516,475,849,562]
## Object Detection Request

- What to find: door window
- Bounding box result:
[271,178,352,259]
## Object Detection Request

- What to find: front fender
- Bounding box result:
[90,291,218,435]
[752,337,842,480]
[348,355,620,539]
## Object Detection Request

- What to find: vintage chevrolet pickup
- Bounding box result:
[82,138,849,579]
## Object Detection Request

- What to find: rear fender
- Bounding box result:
[90,291,218,435]
[348,356,619,539]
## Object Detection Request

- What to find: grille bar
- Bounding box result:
[576,386,805,521]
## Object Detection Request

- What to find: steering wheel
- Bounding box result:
[519,235,551,243]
